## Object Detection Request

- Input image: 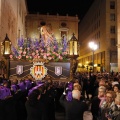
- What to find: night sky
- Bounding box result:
[26,0,94,20]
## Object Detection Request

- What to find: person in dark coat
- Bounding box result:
[93,78,106,97]
[60,89,88,120]
[116,113,120,120]
[3,96,17,120]
[25,89,45,120]
[91,86,106,120]
[44,81,56,120]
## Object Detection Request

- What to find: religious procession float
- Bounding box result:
[8,25,78,81]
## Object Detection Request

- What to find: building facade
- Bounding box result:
[117,0,120,72]
[0,0,27,57]
[78,0,118,72]
[26,14,79,43]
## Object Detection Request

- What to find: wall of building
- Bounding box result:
[78,0,118,72]
[0,0,27,57]
[117,0,120,72]
[16,0,27,38]
[26,14,79,42]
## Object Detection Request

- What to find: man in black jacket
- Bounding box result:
[60,89,88,120]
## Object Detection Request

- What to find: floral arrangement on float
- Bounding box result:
[10,35,69,63]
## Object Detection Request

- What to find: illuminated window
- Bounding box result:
[61,31,67,37]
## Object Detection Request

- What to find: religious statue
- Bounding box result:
[40,24,54,46]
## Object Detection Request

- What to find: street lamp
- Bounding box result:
[2,34,11,79]
[69,33,79,79]
[88,41,98,73]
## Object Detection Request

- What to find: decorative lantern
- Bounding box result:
[68,33,79,80]
[2,34,11,79]
[2,34,11,58]
[69,33,79,58]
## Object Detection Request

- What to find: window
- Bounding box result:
[99,10,100,16]
[98,31,100,38]
[111,38,116,46]
[110,26,115,33]
[40,21,46,26]
[111,52,117,62]
[97,42,100,49]
[61,22,67,27]
[110,1,115,9]
[61,31,67,37]
[110,14,115,21]
[99,20,100,27]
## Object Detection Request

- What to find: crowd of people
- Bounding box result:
[0,71,120,120]
[74,72,120,120]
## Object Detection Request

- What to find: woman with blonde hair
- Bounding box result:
[100,91,119,120]
[73,82,82,91]
[91,86,106,120]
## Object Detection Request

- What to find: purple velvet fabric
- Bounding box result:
[65,82,73,101]
[11,84,18,93]
[0,86,11,100]
[66,91,72,101]
[68,82,73,91]
[18,82,26,91]
[28,83,44,96]
[25,80,32,89]
[36,81,43,86]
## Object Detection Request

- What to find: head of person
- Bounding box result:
[105,91,116,104]
[12,79,18,85]
[99,79,106,86]
[113,84,120,93]
[115,95,120,107]
[47,79,53,86]
[98,86,106,97]
[28,89,41,106]
[73,84,81,91]
[73,82,79,86]
[72,89,81,100]
[74,79,79,83]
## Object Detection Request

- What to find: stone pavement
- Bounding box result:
[55,111,93,120]
[55,112,65,120]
